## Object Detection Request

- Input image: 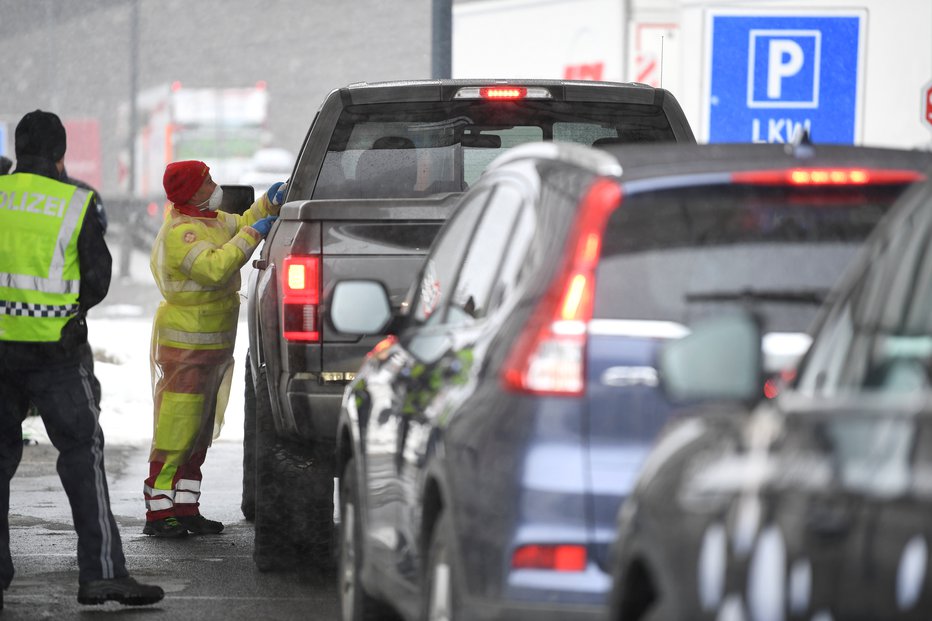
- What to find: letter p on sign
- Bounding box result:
[924,80,932,131]
[768,40,805,99]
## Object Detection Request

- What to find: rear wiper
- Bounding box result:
[685,288,829,305]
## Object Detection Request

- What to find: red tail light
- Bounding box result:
[512,544,587,572]
[763,378,780,400]
[367,335,397,360]
[501,178,622,396]
[732,168,925,186]
[480,87,527,100]
[282,255,320,342]
[764,368,797,400]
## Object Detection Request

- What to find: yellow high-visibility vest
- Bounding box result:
[150,198,272,350]
[0,173,92,342]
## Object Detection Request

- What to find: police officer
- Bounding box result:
[0,110,164,607]
[144,160,282,537]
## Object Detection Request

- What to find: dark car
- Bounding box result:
[608,175,932,620]
[331,141,931,621]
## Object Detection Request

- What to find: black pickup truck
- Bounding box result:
[243,78,695,570]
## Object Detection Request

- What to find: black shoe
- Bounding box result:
[77,576,164,606]
[177,514,224,535]
[143,517,188,538]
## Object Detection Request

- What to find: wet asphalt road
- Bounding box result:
[5,440,340,620]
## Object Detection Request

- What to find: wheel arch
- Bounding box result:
[614,553,659,621]
[419,474,445,570]
[337,423,355,483]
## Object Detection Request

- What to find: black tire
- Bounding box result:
[641,601,671,621]
[423,511,459,621]
[241,357,256,521]
[253,366,335,572]
[338,457,398,621]
[613,556,674,621]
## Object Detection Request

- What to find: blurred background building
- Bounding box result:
[0,0,929,205]
[0,0,433,199]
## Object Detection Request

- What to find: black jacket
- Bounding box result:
[2,156,112,354]
[64,166,108,234]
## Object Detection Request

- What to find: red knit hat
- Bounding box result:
[163,160,209,204]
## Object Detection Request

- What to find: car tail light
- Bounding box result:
[454,86,553,100]
[512,544,587,572]
[732,169,925,186]
[282,255,320,342]
[764,368,797,400]
[501,178,622,396]
[763,377,780,400]
[367,335,397,360]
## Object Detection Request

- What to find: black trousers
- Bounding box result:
[0,341,128,587]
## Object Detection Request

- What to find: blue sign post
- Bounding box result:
[705,11,865,144]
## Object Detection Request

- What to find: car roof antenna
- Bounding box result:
[788,126,815,158]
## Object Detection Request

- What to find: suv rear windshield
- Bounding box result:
[593,182,912,333]
[313,100,676,199]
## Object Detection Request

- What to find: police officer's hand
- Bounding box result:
[251,216,278,237]
[266,181,288,206]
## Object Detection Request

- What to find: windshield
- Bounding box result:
[593,182,910,333]
[311,100,676,199]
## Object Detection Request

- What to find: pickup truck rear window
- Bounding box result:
[313,101,676,199]
[592,182,911,333]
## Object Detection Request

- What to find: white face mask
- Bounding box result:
[197,185,224,211]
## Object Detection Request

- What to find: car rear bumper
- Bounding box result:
[465,595,604,621]
[286,376,344,444]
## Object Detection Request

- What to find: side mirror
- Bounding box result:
[219,185,256,215]
[660,313,762,404]
[331,280,392,335]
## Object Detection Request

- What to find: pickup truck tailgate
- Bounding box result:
[281,197,458,348]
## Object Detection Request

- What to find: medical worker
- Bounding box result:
[144,159,283,537]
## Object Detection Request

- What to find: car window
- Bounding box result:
[447,182,526,326]
[796,192,932,395]
[492,201,536,310]
[793,299,858,395]
[411,189,488,325]
[593,182,909,335]
[312,100,677,199]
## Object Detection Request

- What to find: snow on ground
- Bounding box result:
[22,241,252,447]
[94,318,248,445]
[23,318,249,447]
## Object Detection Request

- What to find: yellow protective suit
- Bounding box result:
[144,194,277,520]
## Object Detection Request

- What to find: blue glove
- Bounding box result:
[251,216,278,237]
[266,181,288,206]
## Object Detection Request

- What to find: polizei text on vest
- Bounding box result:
[0,191,68,217]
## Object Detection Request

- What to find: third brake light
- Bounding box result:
[732,169,925,185]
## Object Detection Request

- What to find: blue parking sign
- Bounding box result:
[706,10,865,144]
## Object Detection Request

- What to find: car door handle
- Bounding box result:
[253,259,267,270]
